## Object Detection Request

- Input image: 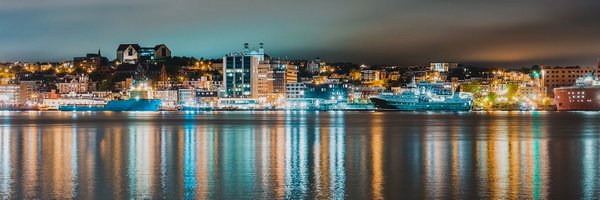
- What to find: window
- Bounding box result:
[128,49,133,56]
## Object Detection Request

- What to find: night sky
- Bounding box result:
[1,0,600,67]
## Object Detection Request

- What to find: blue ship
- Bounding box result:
[370,81,473,111]
[181,105,214,111]
[104,99,162,111]
[58,99,162,111]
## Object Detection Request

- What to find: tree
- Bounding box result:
[506,83,519,102]
[461,81,483,98]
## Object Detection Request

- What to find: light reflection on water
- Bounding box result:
[0,111,599,199]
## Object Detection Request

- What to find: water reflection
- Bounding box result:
[0,111,598,199]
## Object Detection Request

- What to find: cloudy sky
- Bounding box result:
[1,0,600,67]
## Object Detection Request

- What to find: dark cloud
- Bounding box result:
[1,0,599,67]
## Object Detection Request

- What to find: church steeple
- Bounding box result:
[160,64,168,82]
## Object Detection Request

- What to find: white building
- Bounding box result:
[178,89,194,105]
[430,63,458,72]
[57,75,90,94]
[116,44,141,64]
[0,84,20,105]
[42,98,105,110]
[286,82,307,99]
[361,70,381,82]
[154,90,178,109]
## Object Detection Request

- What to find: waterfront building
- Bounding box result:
[283,80,349,110]
[19,81,42,104]
[178,89,194,105]
[42,98,105,110]
[541,66,599,97]
[154,90,178,109]
[349,86,384,104]
[222,43,265,98]
[218,98,258,109]
[0,84,20,105]
[256,62,273,99]
[286,82,307,99]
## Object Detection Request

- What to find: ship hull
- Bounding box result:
[59,105,103,111]
[554,87,600,111]
[104,99,162,111]
[181,106,214,111]
[370,97,472,111]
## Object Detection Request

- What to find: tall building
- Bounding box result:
[256,62,273,98]
[222,52,259,98]
[222,43,271,98]
[286,65,298,84]
[541,66,599,97]
[257,60,297,98]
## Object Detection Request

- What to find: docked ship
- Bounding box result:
[59,80,162,112]
[554,73,600,111]
[369,80,473,111]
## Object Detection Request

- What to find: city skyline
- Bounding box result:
[2,0,600,67]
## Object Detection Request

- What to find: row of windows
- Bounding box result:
[568,95,586,99]
[546,70,595,74]
[568,100,592,103]
[546,79,574,83]
[545,75,585,78]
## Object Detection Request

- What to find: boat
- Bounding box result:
[180,105,214,111]
[554,71,600,111]
[369,80,473,111]
[104,98,162,111]
[59,77,162,111]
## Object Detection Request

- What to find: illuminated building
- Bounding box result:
[178,89,194,105]
[430,62,458,72]
[222,43,266,98]
[116,44,141,64]
[19,81,42,104]
[286,65,298,83]
[256,62,273,99]
[116,44,171,64]
[218,98,258,109]
[57,74,93,94]
[541,66,599,97]
[361,70,381,83]
[0,84,20,105]
[154,90,178,109]
[286,82,306,99]
[42,98,104,110]
[73,49,107,70]
[554,75,600,111]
